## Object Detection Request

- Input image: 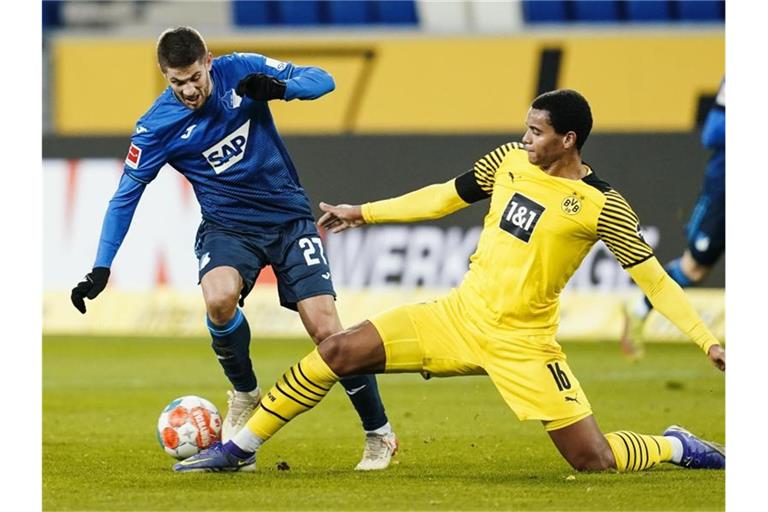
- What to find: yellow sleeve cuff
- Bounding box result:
[361,202,375,224]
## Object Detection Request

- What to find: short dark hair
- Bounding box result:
[156,26,207,72]
[531,89,593,151]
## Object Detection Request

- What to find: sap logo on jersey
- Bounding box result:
[202,120,250,174]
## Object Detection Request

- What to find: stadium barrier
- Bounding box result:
[42,287,724,342]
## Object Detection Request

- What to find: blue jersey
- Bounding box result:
[94,53,334,268]
[700,79,724,188]
[702,79,725,151]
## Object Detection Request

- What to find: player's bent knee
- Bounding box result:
[317,334,345,374]
[688,264,711,284]
[204,289,240,325]
[317,333,359,376]
[681,251,713,283]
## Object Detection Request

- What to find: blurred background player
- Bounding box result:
[621,78,725,359]
[173,89,725,475]
[70,26,397,471]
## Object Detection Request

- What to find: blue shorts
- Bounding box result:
[194,218,336,311]
[685,169,725,267]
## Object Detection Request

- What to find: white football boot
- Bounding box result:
[355,431,399,471]
[221,388,262,443]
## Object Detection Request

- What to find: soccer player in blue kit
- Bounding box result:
[621,78,726,358]
[70,26,398,471]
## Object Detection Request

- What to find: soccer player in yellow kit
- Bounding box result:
[175,89,725,473]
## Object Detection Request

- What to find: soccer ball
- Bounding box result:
[156,395,222,460]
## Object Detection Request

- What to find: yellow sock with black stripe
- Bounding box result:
[605,431,673,472]
[244,349,339,442]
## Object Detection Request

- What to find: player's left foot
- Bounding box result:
[663,425,725,469]
[355,431,399,471]
[620,302,646,361]
[173,442,256,473]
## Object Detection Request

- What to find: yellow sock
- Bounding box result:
[244,349,338,441]
[605,431,672,472]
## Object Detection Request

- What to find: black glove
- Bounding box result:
[71,267,111,314]
[236,73,287,101]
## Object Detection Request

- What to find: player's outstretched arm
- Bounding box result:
[317,146,506,231]
[596,189,724,370]
[318,177,480,233]
[627,257,724,371]
[71,174,146,314]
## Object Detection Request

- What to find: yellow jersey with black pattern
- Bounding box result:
[454,143,653,336]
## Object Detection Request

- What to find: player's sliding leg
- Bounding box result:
[297,296,396,471]
[201,267,262,443]
[546,415,724,471]
[174,321,389,472]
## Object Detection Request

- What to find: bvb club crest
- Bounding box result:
[561,194,582,215]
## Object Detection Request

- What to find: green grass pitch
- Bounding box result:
[43,335,724,511]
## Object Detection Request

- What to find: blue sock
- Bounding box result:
[643,258,694,311]
[339,374,388,431]
[207,309,257,392]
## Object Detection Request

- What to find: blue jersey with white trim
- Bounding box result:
[94,53,334,268]
[700,78,724,188]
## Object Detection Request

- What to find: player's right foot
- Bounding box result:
[620,302,646,361]
[663,425,725,469]
[173,442,256,473]
[222,388,262,442]
[355,431,399,471]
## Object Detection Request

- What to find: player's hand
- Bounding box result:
[236,73,287,101]
[71,267,110,314]
[707,344,725,371]
[317,202,366,234]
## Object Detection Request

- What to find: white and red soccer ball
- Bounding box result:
[156,395,222,460]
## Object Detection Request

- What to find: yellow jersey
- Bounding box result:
[455,142,652,335]
[362,142,719,352]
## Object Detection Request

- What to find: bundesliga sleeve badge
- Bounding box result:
[125,143,142,169]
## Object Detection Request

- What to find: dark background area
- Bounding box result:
[43,132,724,286]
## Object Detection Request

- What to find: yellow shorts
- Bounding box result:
[370,295,592,428]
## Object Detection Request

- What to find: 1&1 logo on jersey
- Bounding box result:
[500,193,545,243]
[202,120,250,174]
